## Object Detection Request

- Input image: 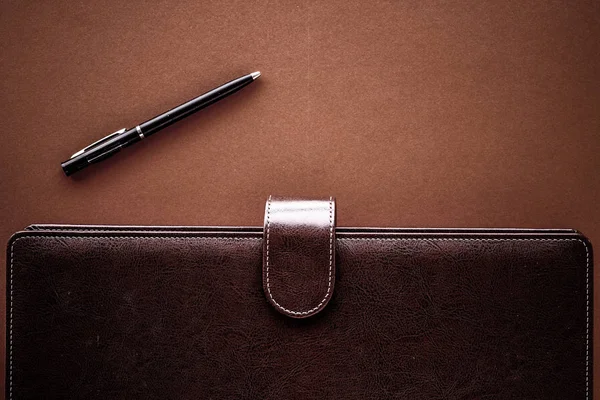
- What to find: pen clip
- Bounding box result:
[70,128,127,159]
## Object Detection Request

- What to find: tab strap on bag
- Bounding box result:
[263,196,336,318]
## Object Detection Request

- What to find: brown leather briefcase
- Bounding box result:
[6,196,593,399]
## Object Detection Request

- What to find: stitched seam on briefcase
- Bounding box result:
[8,236,590,399]
[264,196,334,316]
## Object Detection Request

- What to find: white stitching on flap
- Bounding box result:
[265,196,335,316]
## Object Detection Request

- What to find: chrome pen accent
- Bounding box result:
[70,128,127,159]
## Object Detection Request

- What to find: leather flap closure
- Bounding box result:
[263,196,336,318]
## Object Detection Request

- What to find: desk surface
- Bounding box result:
[1,0,599,395]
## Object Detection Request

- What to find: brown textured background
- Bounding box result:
[1,0,599,396]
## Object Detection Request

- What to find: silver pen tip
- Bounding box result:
[251,71,261,80]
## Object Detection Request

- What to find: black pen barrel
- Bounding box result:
[61,72,258,176]
[138,74,254,137]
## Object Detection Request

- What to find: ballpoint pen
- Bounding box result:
[61,71,261,176]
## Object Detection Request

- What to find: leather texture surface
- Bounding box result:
[263,196,335,318]
[6,226,592,399]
